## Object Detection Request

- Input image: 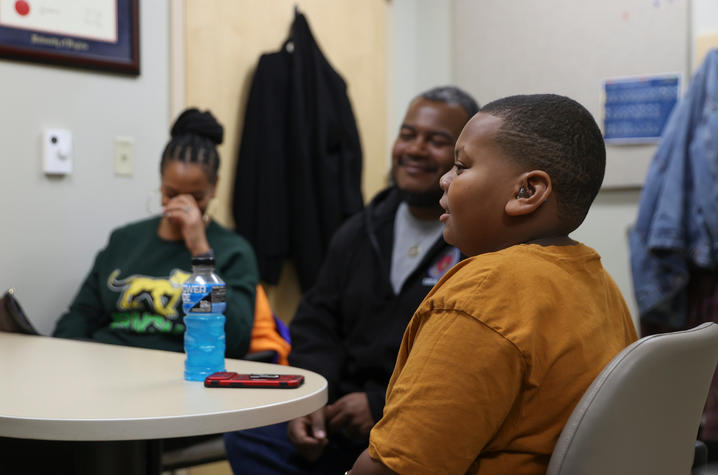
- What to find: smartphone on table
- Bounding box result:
[204,372,305,388]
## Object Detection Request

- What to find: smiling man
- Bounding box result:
[222,87,479,475]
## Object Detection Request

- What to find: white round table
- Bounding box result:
[0,332,327,441]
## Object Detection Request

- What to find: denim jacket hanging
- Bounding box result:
[629,49,718,329]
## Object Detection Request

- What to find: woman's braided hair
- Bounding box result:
[160,108,224,184]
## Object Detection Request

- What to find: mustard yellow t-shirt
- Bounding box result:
[368,243,637,475]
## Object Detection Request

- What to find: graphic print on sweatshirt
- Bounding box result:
[422,247,462,287]
[107,269,190,334]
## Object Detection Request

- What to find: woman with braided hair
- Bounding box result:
[53,108,259,359]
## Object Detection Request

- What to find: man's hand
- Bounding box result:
[287,408,329,462]
[326,392,375,440]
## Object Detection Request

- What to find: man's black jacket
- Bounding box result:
[289,187,462,422]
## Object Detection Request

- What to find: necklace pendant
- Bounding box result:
[408,245,419,257]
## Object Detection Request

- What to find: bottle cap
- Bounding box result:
[191,249,215,266]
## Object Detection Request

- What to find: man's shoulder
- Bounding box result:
[325,211,368,253]
[330,188,400,244]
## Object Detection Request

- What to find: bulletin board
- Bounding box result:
[602,73,680,144]
[452,0,689,189]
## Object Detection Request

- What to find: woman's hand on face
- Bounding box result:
[163,194,211,256]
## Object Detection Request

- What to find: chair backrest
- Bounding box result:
[0,289,39,335]
[547,322,718,475]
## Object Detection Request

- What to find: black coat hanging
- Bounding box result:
[232,10,363,292]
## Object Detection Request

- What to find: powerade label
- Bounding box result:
[182,282,226,314]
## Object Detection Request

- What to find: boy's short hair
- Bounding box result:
[481,94,605,232]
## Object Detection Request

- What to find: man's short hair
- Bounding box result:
[417,86,480,118]
[481,94,605,232]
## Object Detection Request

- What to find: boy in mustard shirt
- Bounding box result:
[348,94,637,475]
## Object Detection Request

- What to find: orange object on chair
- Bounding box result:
[248,285,291,365]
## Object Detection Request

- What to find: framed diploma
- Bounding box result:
[0,0,139,75]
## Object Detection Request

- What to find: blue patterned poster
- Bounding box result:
[603,74,680,144]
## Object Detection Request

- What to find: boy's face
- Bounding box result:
[439,113,524,256]
[391,98,469,198]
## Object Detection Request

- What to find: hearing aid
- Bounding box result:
[517,186,532,198]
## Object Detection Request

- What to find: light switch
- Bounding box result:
[114,136,134,176]
[43,128,72,175]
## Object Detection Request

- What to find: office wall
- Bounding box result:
[450,0,666,325]
[183,0,388,322]
[453,0,688,190]
[394,0,649,324]
[184,0,388,225]
[0,2,171,334]
[693,0,718,69]
[388,0,453,152]
[3,1,714,334]
[451,0,718,329]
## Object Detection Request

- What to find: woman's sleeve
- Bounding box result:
[219,240,259,358]
[53,249,109,339]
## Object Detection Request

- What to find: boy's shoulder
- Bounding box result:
[436,242,596,286]
[469,241,598,275]
[415,243,621,357]
[421,243,603,320]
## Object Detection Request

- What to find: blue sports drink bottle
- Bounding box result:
[182,252,226,381]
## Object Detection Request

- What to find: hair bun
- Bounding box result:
[170,108,224,145]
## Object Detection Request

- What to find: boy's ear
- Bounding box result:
[505,170,552,216]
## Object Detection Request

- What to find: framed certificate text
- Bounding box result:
[0,0,139,75]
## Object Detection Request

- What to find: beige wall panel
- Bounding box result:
[695,33,718,71]
[185,0,387,321]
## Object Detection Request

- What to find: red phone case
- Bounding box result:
[204,372,305,388]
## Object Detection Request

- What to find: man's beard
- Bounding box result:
[397,187,443,208]
[390,163,444,208]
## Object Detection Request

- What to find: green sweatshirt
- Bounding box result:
[53,217,258,358]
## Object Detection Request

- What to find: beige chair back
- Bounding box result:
[547,322,718,475]
[0,289,38,335]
